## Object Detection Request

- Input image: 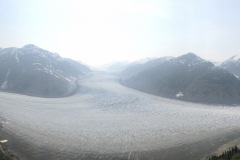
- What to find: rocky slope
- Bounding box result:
[123,53,240,105]
[0,44,90,97]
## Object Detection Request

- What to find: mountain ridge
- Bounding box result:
[0,44,90,97]
[220,54,240,78]
[122,53,240,105]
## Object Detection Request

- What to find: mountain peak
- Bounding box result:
[176,53,205,64]
[22,44,39,49]
[178,52,199,60]
[230,55,240,61]
[0,45,90,97]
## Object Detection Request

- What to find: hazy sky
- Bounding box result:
[0,0,240,65]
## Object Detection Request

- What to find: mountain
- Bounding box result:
[98,61,129,72]
[209,61,221,66]
[0,44,90,97]
[120,57,172,79]
[219,55,240,78]
[123,53,240,105]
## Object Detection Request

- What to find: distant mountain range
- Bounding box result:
[121,53,240,105]
[1,44,240,104]
[100,61,129,72]
[0,44,90,97]
[120,57,172,79]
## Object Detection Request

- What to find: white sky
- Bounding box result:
[1,0,240,66]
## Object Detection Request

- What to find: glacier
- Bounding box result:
[0,72,240,159]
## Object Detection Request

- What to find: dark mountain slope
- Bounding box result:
[123,53,240,105]
[120,57,172,79]
[0,44,90,97]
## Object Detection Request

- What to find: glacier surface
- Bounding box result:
[0,72,240,155]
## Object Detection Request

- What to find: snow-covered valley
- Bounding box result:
[0,72,240,159]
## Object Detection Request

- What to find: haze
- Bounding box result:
[1,0,240,65]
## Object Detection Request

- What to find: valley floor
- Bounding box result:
[0,71,240,160]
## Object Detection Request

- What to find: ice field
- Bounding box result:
[0,72,240,159]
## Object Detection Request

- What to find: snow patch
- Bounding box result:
[44,67,54,75]
[1,121,9,124]
[15,53,20,64]
[32,63,42,66]
[176,91,184,97]
[231,55,240,61]
[234,75,239,79]
[0,140,8,144]
[1,69,11,90]
[65,77,72,82]
[179,60,185,64]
